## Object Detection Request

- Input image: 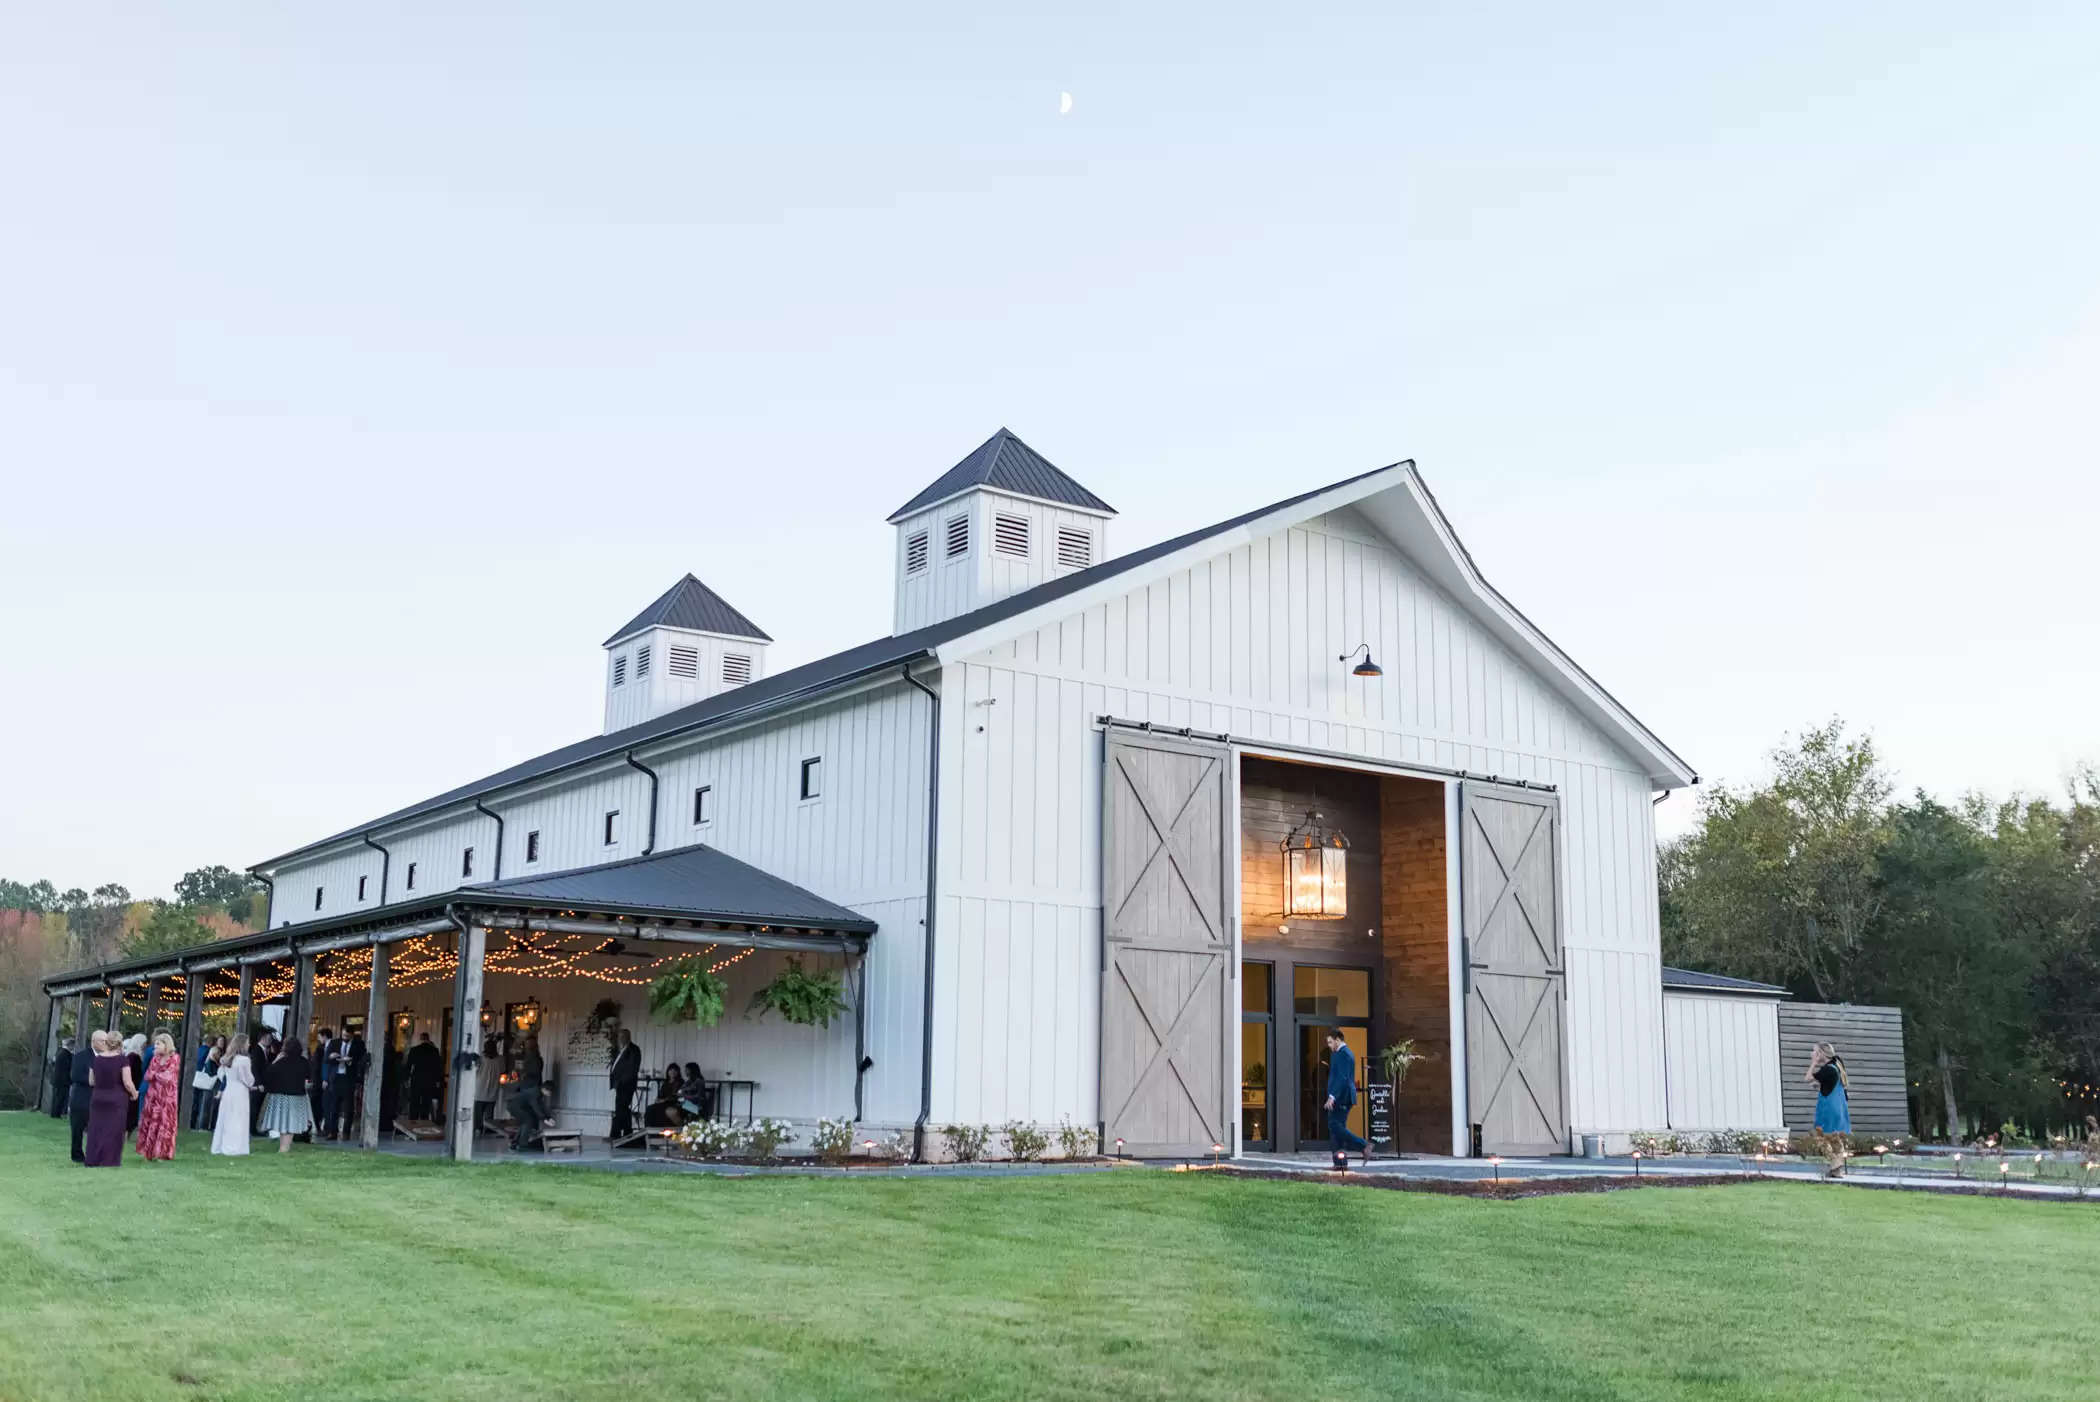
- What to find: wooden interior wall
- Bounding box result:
[1379,777,1449,1153]
[1238,756,1450,1154]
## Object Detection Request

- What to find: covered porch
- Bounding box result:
[36,845,877,1162]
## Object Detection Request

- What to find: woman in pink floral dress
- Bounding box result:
[135,1031,181,1161]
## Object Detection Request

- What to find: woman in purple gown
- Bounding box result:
[84,1030,137,1167]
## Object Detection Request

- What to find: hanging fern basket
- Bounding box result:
[748,956,849,1028]
[648,961,727,1028]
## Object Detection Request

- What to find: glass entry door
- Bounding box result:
[1293,966,1371,1150]
[1240,962,1274,1151]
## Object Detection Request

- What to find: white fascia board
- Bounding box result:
[1373,468,1697,789]
[931,464,1413,664]
[602,622,771,651]
[888,484,1116,525]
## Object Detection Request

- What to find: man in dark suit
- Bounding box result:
[48,1038,74,1118]
[344,1031,369,1138]
[405,1032,442,1120]
[67,1034,95,1162]
[1323,1031,1368,1172]
[608,1028,641,1142]
[319,1028,353,1140]
[309,1026,332,1136]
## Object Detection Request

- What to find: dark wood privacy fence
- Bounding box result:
[1777,1003,1908,1136]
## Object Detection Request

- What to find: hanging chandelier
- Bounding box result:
[1281,810,1349,918]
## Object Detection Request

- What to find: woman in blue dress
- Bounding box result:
[1807,1042,1851,1134]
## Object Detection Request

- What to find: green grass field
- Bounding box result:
[0,1115,2091,1402]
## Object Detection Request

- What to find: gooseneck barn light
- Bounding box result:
[1281,810,1349,919]
[1339,643,1382,678]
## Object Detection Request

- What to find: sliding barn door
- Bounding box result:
[1100,732,1233,1157]
[1462,783,1570,1156]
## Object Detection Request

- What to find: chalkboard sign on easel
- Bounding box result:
[1367,1083,1394,1153]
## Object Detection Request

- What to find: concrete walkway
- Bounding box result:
[1233,1149,2098,1200]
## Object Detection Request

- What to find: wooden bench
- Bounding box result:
[392,1119,443,1141]
[539,1128,582,1156]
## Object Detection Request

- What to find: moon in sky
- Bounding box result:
[1058,91,1073,116]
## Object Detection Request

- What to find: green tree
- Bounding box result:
[121,902,212,961]
[0,879,60,913]
[1661,720,1891,1001]
[174,865,260,912]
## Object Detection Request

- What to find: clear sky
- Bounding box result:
[3,3,2095,896]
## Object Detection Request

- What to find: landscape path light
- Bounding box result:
[1489,1154,1501,1185]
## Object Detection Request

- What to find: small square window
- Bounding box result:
[405,862,417,891]
[357,875,368,902]
[667,645,699,679]
[905,530,929,574]
[722,652,753,685]
[799,756,822,801]
[604,810,621,846]
[525,830,541,863]
[993,512,1030,558]
[1056,526,1093,570]
[693,785,712,825]
[314,886,324,911]
[462,846,475,879]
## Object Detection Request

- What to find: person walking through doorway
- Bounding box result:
[1322,1031,1368,1171]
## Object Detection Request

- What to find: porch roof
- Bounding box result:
[40,845,875,996]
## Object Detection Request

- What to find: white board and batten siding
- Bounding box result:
[1663,993,1784,1132]
[272,682,933,1128]
[933,505,1669,1142]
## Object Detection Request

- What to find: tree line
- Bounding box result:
[1661,721,2100,1142]
[0,865,262,1108]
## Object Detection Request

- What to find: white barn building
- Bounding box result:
[40,429,1700,1161]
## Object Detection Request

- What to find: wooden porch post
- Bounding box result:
[361,942,389,1149]
[290,951,315,1048]
[142,978,162,1037]
[72,991,90,1059]
[235,965,254,1043]
[178,973,203,1129]
[39,996,63,1114]
[448,921,488,1163]
[105,987,123,1033]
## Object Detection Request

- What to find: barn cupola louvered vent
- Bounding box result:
[601,573,771,733]
[888,428,1117,634]
[993,513,1030,558]
[1055,526,1093,571]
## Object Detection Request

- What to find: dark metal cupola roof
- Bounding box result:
[604,574,771,647]
[886,428,1116,522]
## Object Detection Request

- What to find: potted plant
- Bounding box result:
[584,997,622,1036]
[1376,1039,1426,1094]
[648,960,727,1027]
[747,956,848,1027]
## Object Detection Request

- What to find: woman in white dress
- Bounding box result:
[210,1034,255,1155]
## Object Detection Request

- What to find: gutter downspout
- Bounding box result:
[249,871,276,931]
[900,663,941,1163]
[624,752,659,855]
[361,832,392,904]
[473,801,505,880]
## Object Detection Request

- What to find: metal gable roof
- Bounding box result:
[886,428,1116,521]
[1661,966,1791,997]
[604,573,771,646]
[468,844,875,931]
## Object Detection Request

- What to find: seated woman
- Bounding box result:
[678,1061,716,1122]
[643,1063,684,1127]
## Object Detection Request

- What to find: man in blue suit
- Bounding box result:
[1323,1031,1368,1171]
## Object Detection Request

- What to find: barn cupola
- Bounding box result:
[602,574,772,733]
[889,428,1116,634]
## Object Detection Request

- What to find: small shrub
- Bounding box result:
[1702,1129,1767,1156]
[675,1118,749,1159]
[942,1123,991,1163]
[1002,1121,1050,1162]
[1057,1118,1097,1160]
[811,1116,855,1165]
[745,1116,796,1161]
[879,1129,914,1163]
[1628,1132,1675,1158]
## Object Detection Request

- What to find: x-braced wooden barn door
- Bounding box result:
[1100,731,1233,1157]
[1462,783,1570,1156]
